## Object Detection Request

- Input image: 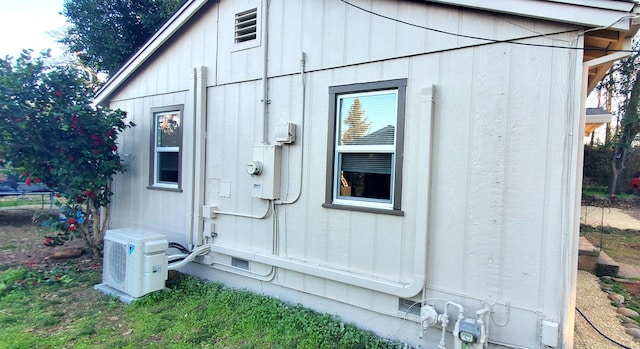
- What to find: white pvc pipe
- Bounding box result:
[213,202,270,219]
[210,243,424,298]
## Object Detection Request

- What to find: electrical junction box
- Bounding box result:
[541,320,559,347]
[275,122,296,144]
[250,144,281,199]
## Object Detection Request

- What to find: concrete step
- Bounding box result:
[597,250,620,277]
[578,236,620,277]
[578,236,600,272]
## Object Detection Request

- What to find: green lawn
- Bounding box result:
[0,213,403,349]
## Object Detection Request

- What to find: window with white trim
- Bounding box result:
[150,105,183,190]
[324,79,406,214]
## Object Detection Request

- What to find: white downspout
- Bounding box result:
[261,0,270,144]
[190,66,208,247]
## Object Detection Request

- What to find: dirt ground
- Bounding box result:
[0,208,94,270]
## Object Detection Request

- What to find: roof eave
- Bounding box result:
[425,0,639,30]
[95,0,640,106]
[94,0,210,105]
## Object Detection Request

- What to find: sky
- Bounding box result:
[0,0,67,58]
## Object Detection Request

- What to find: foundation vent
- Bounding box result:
[231,257,250,270]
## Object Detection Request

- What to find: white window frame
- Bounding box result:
[149,105,183,191]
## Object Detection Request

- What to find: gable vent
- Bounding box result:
[235,8,258,43]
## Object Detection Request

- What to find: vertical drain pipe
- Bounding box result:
[261,0,270,144]
[190,66,208,247]
[188,67,198,248]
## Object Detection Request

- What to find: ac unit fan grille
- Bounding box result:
[106,240,127,285]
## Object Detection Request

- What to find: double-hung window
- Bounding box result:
[150,105,183,190]
[324,79,406,214]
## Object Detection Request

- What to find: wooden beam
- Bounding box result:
[584,29,620,45]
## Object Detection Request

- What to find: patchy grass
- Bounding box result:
[0,195,49,209]
[0,265,118,349]
[0,269,402,349]
[581,224,640,266]
[600,276,640,323]
[0,210,404,349]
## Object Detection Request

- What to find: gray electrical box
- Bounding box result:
[249,144,282,199]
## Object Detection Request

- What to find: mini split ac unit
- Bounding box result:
[101,228,168,299]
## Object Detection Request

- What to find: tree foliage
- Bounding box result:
[61,0,184,76]
[583,143,615,187]
[0,51,135,257]
[595,40,640,195]
[342,98,371,144]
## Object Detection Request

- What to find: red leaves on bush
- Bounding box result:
[90,134,105,145]
[24,177,42,185]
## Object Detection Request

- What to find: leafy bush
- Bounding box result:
[0,51,134,256]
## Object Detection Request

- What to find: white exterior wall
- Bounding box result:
[105,1,585,347]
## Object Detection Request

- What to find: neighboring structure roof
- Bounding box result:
[94,0,640,105]
[585,107,613,136]
[350,125,395,145]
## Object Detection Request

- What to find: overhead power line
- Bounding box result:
[340,0,640,54]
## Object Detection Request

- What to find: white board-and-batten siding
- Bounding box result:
[106,0,585,347]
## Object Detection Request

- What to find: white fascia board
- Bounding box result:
[94,0,210,105]
[586,114,612,123]
[425,0,639,30]
[546,0,635,12]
